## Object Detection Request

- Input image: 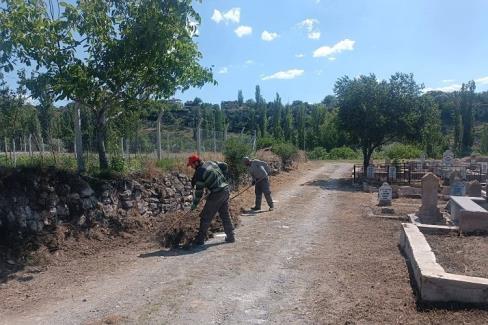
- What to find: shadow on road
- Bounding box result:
[138,242,227,258]
[301,178,358,193]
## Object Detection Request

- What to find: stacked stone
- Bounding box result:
[0,169,193,236]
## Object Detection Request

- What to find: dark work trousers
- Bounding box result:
[255,177,274,209]
[195,188,234,242]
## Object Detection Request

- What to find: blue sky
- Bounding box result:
[177,0,488,104]
[3,0,488,105]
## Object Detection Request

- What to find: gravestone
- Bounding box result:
[388,166,397,181]
[420,153,426,165]
[378,182,392,206]
[417,173,442,223]
[442,150,454,167]
[367,165,375,179]
[450,179,466,196]
[449,170,461,186]
[481,162,488,174]
[466,180,482,197]
[460,167,467,180]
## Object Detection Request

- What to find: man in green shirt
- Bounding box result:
[187,154,235,246]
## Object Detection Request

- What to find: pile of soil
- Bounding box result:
[424,233,488,278]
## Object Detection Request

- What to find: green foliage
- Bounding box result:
[155,158,179,171]
[480,125,488,154]
[382,143,422,160]
[110,156,125,173]
[0,0,214,170]
[308,147,328,160]
[335,73,423,168]
[328,146,361,160]
[256,136,278,149]
[223,137,252,184]
[271,142,298,164]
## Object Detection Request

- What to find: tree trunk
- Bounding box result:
[96,110,109,170]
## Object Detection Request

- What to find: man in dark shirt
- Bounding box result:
[187,154,235,245]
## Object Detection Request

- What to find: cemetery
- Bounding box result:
[361,150,488,305]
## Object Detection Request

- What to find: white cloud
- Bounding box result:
[261,30,279,41]
[298,18,321,40]
[308,31,321,40]
[218,67,229,74]
[211,8,240,24]
[442,79,455,83]
[328,57,336,61]
[315,69,323,76]
[295,53,305,58]
[234,25,252,37]
[475,76,488,85]
[424,84,462,93]
[313,39,355,58]
[245,59,254,65]
[262,69,304,80]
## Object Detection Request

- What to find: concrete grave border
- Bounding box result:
[400,222,488,304]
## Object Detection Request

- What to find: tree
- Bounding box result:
[480,124,488,155]
[237,90,244,106]
[0,0,214,169]
[460,80,476,155]
[334,73,422,170]
[272,93,283,140]
[420,96,444,158]
[255,85,267,137]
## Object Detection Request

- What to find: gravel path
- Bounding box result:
[2,162,488,324]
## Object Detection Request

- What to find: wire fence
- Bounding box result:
[0,127,256,173]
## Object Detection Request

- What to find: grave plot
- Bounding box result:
[399,172,488,304]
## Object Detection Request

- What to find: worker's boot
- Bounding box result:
[225,235,235,243]
[250,206,260,211]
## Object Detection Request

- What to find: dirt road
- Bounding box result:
[3,162,488,324]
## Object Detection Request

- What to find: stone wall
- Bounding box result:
[0,167,193,241]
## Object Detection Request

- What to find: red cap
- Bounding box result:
[187,154,200,166]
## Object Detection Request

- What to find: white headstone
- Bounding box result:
[367,165,375,179]
[450,180,466,196]
[420,153,426,165]
[388,166,397,181]
[480,162,488,174]
[378,182,392,206]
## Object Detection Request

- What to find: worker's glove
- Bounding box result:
[190,203,198,211]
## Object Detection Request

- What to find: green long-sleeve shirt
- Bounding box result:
[192,161,229,206]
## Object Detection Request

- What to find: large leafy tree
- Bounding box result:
[335,73,422,170]
[0,0,214,169]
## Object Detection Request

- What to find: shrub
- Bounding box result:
[110,156,125,173]
[256,136,277,150]
[382,143,422,160]
[328,146,360,160]
[308,147,328,160]
[272,142,298,164]
[223,137,252,185]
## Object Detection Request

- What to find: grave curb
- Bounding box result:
[400,222,488,304]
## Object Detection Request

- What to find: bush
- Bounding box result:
[110,156,125,173]
[223,137,252,185]
[272,142,298,164]
[382,143,422,160]
[256,136,277,150]
[308,147,328,160]
[328,146,361,160]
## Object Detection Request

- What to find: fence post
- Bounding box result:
[166,133,170,155]
[12,138,16,167]
[213,129,217,153]
[28,134,32,158]
[196,121,202,156]
[74,105,85,173]
[3,137,8,163]
[157,110,163,160]
[252,130,257,152]
[353,165,356,183]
